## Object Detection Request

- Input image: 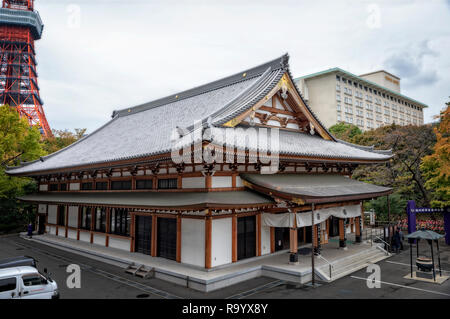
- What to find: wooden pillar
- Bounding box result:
[106,208,111,248]
[64,205,69,238]
[289,211,298,263]
[313,225,318,248]
[90,207,94,243]
[289,228,298,253]
[205,174,212,190]
[339,218,346,248]
[76,206,80,240]
[232,212,238,262]
[256,213,261,256]
[129,213,135,252]
[205,213,212,269]
[176,214,182,262]
[55,206,59,236]
[151,215,157,257]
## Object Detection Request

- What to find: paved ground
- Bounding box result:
[1,234,449,299]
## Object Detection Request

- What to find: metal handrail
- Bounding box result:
[318,254,334,279]
[374,236,391,248]
[373,236,391,255]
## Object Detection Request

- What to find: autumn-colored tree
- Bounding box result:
[42,128,86,154]
[420,101,450,208]
[329,122,362,141]
[349,124,436,207]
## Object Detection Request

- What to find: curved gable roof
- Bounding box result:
[7,54,391,176]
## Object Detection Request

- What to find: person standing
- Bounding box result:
[393,228,401,253]
[398,227,404,250]
[27,223,33,238]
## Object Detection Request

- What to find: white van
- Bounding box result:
[0,266,59,299]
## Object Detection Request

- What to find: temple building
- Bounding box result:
[7,54,392,270]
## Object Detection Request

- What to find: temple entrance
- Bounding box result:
[38,214,46,235]
[237,215,256,260]
[328,216,340,237]
[157,217,177,260]
[275,227,290,251]
[135,215,152,255]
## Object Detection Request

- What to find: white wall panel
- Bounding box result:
[68,206,78,228]
[69,183,80,191]
[47,205,57,224]
[79,231,90,243]
[211,176,232,188]
[93,233,106,246]
[181,219,205,267]
[182,177,205,189]
[109,237,130,251]
[261,225,271,255]
[211,218,232,267]
[67,229,77,240]
[38,204,46,214]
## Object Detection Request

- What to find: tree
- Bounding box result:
[0,105,45,233]
[365,194,407,222]
[329,122,362,141]
[42,128,87,154]
[351,124,436,207]
[421,101,450,208]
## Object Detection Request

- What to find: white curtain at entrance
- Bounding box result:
[261,212,294,227]
[262,205,361,228]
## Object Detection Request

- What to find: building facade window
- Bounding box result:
[158,178,178,189]
[96,182,108,190]
[57,205,66,226]
[94,207,107,233]
[81,182,93,190]
[81,207,92,230]
[136,179,153,190]
[60,183,67,191]
[111,180,132,190]
[110,208,130,237]
[49,184,58,191]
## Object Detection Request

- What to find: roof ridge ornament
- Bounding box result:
[280,53,290,71]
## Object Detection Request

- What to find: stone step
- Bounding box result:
[317,247,389,282]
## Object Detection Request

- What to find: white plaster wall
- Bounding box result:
[38,204,46,214]
[211,218,232,267]
[93,233,106,246]
[235,176,244,187]
[181,218,205,267]
[67,229,77,240]
[68,206,78,228]
[211,176,232,188]
[39,184,48,191]
[57,227,65,237]
[182,177,205,189]
[109,237,130,251]
[79,231,91,243]
[47,205,57,224]
[69,183,80,191]
[48,226,56,235]
[261,225,271,255]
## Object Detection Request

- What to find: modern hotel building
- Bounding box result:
[295,69,427,131]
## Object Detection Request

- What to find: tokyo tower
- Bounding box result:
[0,0,50,136]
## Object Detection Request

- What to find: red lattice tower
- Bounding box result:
[0,0,51,136]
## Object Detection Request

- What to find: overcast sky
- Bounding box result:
[34,0,450,133]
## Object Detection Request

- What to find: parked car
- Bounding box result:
[0,256,37,269]
[0,266,59,299]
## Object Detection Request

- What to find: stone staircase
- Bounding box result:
[316,244,389,282]
[125,263,155,279]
